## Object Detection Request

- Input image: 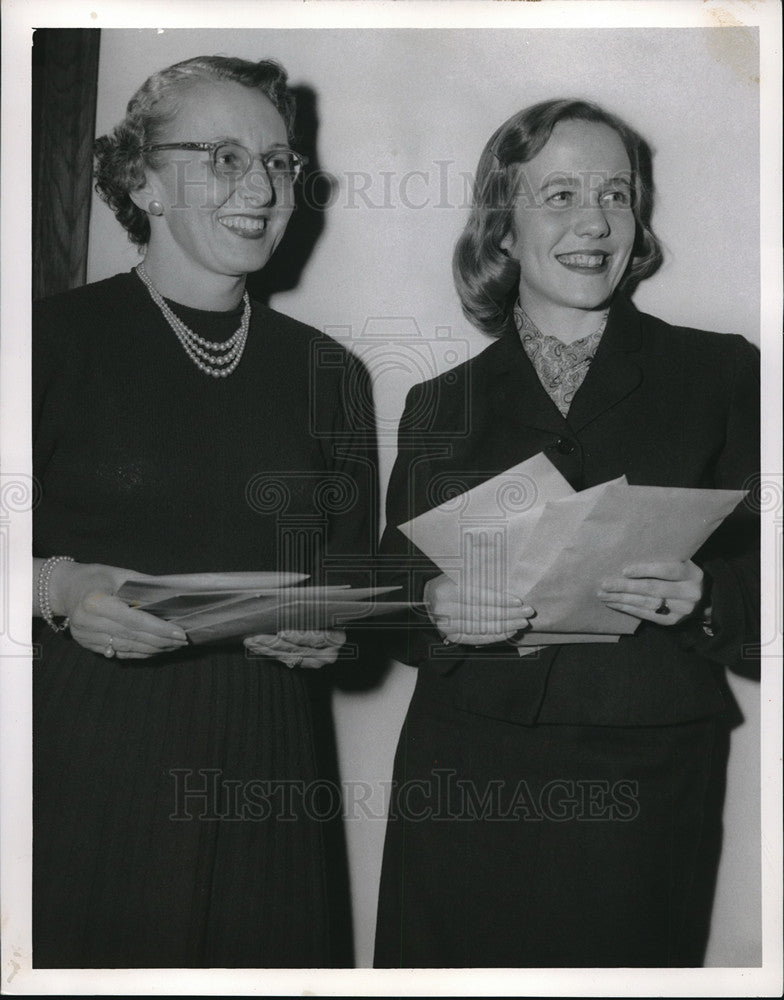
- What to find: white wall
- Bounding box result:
[88,27,762,967]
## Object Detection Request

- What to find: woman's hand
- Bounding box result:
[424,573,534,646]
[597,560,705,626]
[48,561,189,658]
[243,629,347,668]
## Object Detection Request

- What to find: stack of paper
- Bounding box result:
[116,571,407,645]
[398,453,745,641]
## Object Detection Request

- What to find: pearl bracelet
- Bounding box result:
[37,555,74,633]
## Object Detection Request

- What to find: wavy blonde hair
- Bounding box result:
[453,99,663,338]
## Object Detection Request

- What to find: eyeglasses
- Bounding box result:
[141,141,308,183]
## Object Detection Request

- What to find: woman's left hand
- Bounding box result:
[597,560,704,626]
[243,629,347,668]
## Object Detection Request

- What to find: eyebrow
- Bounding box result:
[208,136,292,152]
[538,174,579,192]
[538,172,634,193]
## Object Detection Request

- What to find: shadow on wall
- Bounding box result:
[249,86,391,964]
[246,86,338,304]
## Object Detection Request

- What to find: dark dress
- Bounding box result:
[373,296,760,967]
[33,270,377,968]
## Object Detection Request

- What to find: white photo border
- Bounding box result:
[2,1,781,996]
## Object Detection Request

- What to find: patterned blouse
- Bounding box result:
[513,304,608,417]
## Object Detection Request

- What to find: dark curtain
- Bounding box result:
[32,28,101,300]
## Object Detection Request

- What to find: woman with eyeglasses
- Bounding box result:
[33,56,376,968]
[373,99,759,968]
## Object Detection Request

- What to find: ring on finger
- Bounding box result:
[104,636,116,658]
[655,598,670,616]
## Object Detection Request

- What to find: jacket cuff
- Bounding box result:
[673,560,757,668]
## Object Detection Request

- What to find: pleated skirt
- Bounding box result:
[33,629,331,968]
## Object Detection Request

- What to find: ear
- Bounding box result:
[499,230,513,254]
[128,169,166,213]
[128,178,156,213]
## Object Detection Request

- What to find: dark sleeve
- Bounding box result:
[677,335,760,671]
[32,295,69,554]
[320,348,380,590]
[378,383,464,672]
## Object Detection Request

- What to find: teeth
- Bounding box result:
[557,253,606,267]
[220,217,267,232]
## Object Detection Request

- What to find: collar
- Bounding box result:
[512,303,608,360]
[484,295,644,434]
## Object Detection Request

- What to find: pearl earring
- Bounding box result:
[148,200,164,216]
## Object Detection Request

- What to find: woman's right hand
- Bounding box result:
[424,573,534,646]
[46,561,188,659]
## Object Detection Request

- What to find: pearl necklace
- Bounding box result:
[135,263,251,378]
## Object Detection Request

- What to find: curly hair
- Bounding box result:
[453,99,663,338]
[93,55,297,247]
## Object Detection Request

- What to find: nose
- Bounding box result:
[235,160,276,207]
[574,202,610,239]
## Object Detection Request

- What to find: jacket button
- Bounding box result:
[555,437,575,455]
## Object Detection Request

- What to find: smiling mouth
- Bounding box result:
[556,252,609,270]
[218,216,269,239]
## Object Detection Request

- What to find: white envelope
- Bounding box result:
[399,452,746,638]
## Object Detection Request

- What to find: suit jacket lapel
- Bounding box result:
[566,295,643,432]
[485,329,570,436]
[484,295,644,437]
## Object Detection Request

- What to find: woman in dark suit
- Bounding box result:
[374,99,759,968]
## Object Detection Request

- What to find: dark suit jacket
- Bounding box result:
[380,295,760,726]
